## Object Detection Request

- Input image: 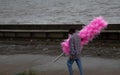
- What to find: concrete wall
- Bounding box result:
[0,24,119,40]
[0,24,120,30]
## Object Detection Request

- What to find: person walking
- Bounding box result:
[67,28,84,75]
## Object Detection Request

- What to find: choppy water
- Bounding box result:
[0,0,120,24]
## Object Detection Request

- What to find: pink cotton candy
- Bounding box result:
[79,16,108,45]
[61,36,71,55]
[61,42,70,55]
[61,16,108,55]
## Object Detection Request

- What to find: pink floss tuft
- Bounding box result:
[61,16,108,55]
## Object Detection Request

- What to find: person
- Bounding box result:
[67,28,84,75]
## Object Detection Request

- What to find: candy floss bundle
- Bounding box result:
[61,16,108,55]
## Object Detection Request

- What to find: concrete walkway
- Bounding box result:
[0,54,120,75]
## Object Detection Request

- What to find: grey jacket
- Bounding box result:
[69,33,82,58]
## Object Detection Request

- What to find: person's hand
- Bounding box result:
[70,55,75,60]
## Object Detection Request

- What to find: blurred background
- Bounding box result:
[0,0,120,75]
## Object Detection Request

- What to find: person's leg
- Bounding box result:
[67,59,74,75]
[75,58,84,75]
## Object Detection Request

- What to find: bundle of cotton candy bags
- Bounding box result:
[61,16,108,55]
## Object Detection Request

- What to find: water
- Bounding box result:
[0,0,120,24]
